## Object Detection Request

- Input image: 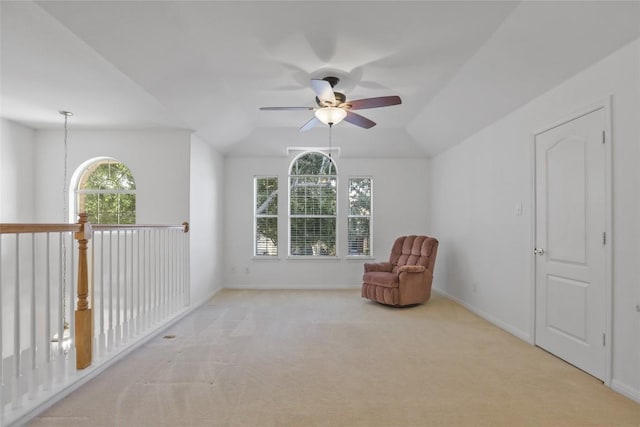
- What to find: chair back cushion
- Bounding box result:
[389,235,438,274]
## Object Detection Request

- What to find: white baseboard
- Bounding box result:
[223,284,361,290]
[433,289,640,404]
[612,379,640,403]
[433,287,532,343]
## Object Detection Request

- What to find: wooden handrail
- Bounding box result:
[0,223,82,234]
[91,222,189,232]
[0,222,190,234]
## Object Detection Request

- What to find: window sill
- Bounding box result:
[346,256,375,261]
[252,256,375,261]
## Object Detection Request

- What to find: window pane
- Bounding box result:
[349,178,371,216]
[256,217,278,256]
[98,193,119,224]
[289,176,307,215]
[118,194,136,224]
[348,217,370,256]
[290,217,336,256]
[255,177,278,256]
[348,178,372,256]
[83,193,100,224]
[80,192,136,224]
[256,177,278,215]
[82,161,136,190]
[289,176,337,216]
[290,152,336,176]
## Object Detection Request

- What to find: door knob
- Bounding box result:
[533,248,545,255]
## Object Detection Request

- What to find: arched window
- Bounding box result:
[289,152,337,256]
[74,158,136,224]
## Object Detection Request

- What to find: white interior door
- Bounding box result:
[534,107,607,380]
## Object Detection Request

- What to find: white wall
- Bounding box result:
[429,39,640,400]
[34,129,191,223]
[223,155,430,288]
[189,134,224,303]
[1,119,38,356]
[1,118,36,221]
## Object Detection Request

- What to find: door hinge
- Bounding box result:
[603,333,606,346]
[602,232,606,245]
[602,130,606,144]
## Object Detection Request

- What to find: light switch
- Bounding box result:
[515,202,523,216]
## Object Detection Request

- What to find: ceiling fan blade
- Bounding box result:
[347,96,401,110]
[311,79,336,106]
[344,111,376,129]
[259,107,314,111]
[300,116,321,132]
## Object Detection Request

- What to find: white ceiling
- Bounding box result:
[2,1,639,157]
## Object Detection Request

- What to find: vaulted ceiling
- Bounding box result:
[2,1,639,157]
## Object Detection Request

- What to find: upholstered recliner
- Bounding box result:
[362,235,438,307]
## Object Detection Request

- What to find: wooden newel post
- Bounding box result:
[75,213,92,369]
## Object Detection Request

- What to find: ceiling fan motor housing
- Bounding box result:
[316,92,346,107]
[314,76,345,107]
[323,76,340,88]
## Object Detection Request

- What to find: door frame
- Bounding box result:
[529,96,613,385]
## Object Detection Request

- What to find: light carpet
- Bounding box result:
[31,290,640,426]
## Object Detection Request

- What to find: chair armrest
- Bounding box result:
[364,262,392,273]
[398,265,426,273]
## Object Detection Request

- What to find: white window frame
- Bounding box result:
[72,157,136,224]
[288,151,338,258]
[254,176,279,257]
[347,176,373,257]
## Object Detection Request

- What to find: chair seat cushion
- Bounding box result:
[363,271,399,288]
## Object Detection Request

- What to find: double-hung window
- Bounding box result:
[348,177,372,256]
[254,176,278,256]
[289,152,337,256]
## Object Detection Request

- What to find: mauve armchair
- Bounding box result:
[362,235,439,307]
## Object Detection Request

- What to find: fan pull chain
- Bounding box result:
[60,110,73,330]
[61,111,70,222]
[328,123,333,158]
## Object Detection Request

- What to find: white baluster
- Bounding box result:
[13,235,21,409]
[28,234,36,398]
[107,231,114,351]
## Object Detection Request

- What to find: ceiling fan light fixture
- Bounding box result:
[315,107,347,126]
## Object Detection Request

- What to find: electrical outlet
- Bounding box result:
[515,202,523,216]
[472,283,477,292]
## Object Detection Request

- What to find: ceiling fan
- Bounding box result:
[259,76,401,131]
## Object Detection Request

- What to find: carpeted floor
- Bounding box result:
[31,290,640,426]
